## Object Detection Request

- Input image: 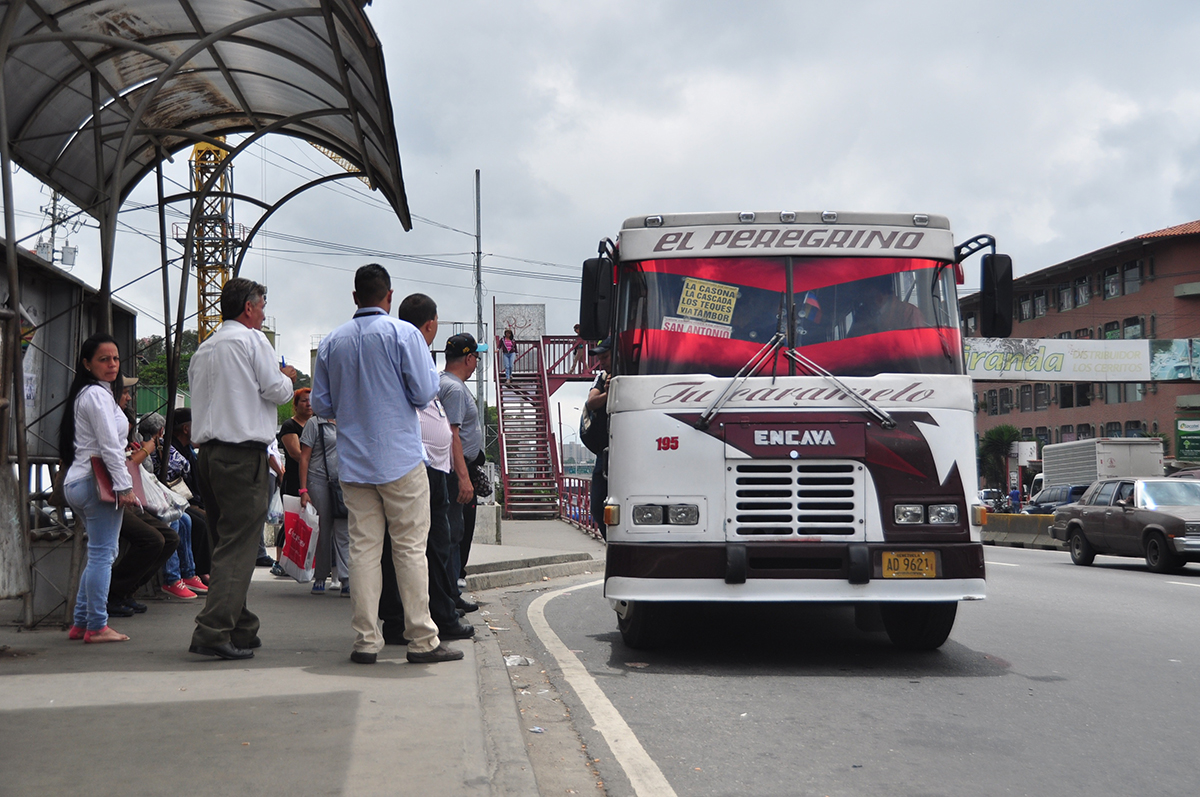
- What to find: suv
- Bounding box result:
[1050,478,1200,572]
[1021,484,1088,514]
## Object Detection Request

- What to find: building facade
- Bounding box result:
[960,220,1200,463]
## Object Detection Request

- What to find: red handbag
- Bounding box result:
[90,456,146,506]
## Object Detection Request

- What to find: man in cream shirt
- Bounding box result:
[187,278,296,660]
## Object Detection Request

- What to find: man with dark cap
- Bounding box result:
[439,332,487,612]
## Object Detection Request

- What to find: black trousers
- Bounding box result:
[591,451,607,540]
[380,467,459,640]
[191,444,270,648]
[109,508,179,600]
[186,506,212,575]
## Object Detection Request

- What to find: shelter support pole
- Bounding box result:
[1,55,35,627]
[156,158,177,479]
[90,73,114,335]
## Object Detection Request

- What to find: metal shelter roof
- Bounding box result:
[0,0,410,228]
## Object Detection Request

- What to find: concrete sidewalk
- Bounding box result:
[0,518,604,797]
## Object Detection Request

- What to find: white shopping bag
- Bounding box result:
[280,494,321,583]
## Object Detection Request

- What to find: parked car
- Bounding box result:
[978,489,1004,512]
[1049,478,1200,572]
[1021,484,1089,515]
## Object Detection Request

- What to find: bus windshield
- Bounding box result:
[615,256,962,377]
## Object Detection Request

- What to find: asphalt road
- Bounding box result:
[506,548,1200,797]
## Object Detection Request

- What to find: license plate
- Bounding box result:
[881,550,937,579]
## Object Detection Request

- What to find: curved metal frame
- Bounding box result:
[232,171,364,276]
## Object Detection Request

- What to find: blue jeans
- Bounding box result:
[162,511,196,583]
[503,351,515,380]
[65,475,124,630]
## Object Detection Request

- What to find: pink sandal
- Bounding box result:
[68,625,86,640]
[83,626,129,643]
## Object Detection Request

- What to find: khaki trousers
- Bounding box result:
[343,464,439,654]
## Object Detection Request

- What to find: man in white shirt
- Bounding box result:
[187,278,296,660]
[378,294,474,643]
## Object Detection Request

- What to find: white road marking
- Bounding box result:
[527,579,678,797]
[1167,581,1200,589]
[986,561,1020,567]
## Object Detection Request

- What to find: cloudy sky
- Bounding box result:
[7,0,1200,424]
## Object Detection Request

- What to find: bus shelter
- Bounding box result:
[1,0,411,625]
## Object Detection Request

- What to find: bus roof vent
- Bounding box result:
[779,211,796,223]
[738,211,756,223]
[645,215,664,227]
[913,214,930,227]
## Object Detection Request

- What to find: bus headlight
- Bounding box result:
[927,504,959,524]
[632,505,664,525]
[631,504,701,525]
[894,504,925,524]
[667,504,700,525]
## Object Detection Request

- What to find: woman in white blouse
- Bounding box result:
[58,334,139,643]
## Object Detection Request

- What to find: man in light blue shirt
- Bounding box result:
[311,264,463,665]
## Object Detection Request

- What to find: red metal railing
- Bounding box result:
[493,338,562,517]
[559,474,602,538]
[542,334,597,393]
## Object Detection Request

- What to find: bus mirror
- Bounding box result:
[579,257,613,340]
[979,253,1013,338]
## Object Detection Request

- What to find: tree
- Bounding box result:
[979,424,1022,488]
[136,331,199,387]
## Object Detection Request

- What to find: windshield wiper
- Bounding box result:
[694,332,785,430]
[930,263,956,364]
[783,348,897,429]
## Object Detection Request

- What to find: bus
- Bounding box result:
[578,210,1012,649]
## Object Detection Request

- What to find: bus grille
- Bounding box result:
[727,460,863,537]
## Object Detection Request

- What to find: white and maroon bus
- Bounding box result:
[578,211,1012,649]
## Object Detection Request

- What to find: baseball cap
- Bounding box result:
[445,332,489,357]
[589,337,613,356]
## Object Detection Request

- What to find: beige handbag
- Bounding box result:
[167,477,193,501]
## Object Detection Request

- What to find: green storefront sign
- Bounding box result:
[1177,420,1200,460]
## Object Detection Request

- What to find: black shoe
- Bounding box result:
[350,650,377,664]
[439,622,476,640]
[122,598,148,614]
[255,556,275,568]
[106,601,135,618]
[189,642,254,660]
[455,598,479,613]
[232,637,262,650]
[456,608,466,617]
[406,643,464,664]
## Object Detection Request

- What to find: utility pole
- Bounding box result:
[37,191,79,267]
[474,169,485,423]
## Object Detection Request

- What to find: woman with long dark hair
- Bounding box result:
[58,334,139,643]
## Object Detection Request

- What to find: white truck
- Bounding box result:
[1037,438,1164,493]
[578,211,1013,650]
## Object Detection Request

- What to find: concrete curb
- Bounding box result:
[467,552,593,575]
[466,559,600,592]
[475,622,541,795]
